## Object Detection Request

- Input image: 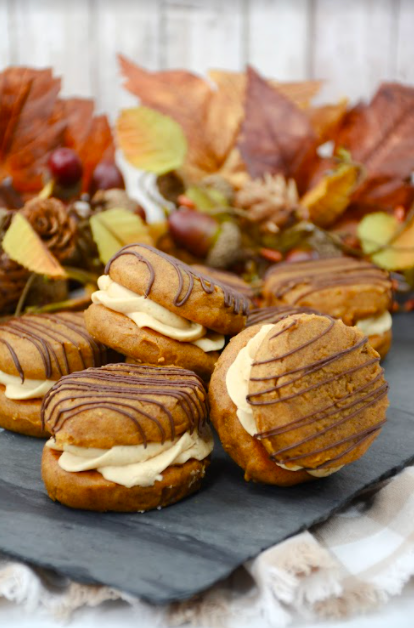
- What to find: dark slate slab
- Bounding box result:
[0,313,413,605]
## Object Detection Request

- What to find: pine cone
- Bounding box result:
[0,253,29,314]
[22,197,77,261]
[235,174,302,234]
[91,189,140,214]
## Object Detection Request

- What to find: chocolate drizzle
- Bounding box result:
[0,312,107,382]
[264,257,392,304]
[249,315,388,470]
[106,244,249,315]
[247,305,320,327]
[42,363,209,446]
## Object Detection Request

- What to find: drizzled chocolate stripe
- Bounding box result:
[0,313,107,382]
[265,257,392,302]
[42,363,209,446]
[247,305,320,327]
[106,244,249,316]
[249,314,387,469]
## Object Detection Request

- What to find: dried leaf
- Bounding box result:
[326,83,414,209]
[62,98,115,192]
[0,67,65,193]
[90,207,153,265]
[116,107,187,175]
[357,211,414,270]
[301,162,362,227]
[239,66,317,184]
[2,213,66,278]
[308,99,348,143]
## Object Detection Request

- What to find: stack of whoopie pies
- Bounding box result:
[1,246,391,513]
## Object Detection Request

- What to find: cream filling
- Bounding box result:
[226,324,341,478]
[92,275,225,352]
[355,310,392,337]
[0,370,55,400]
[46,427,213,488]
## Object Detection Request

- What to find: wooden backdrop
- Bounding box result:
[1,0,413,119]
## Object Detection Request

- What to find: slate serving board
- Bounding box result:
[0,313,413,605]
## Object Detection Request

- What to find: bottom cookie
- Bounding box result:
[42,447,210,512]
[0,389,49,438]
[368,329,392,360]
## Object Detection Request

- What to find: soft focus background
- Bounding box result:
[1,0,413,118]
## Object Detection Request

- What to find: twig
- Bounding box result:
[14,272,36,316]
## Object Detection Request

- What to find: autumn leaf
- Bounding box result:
[308,99,348,143]
[2,213,66,278]
[119,57,321,184]
[238,66,317,186]
[62,98,115,192]
[358,211,414,270]
[116,107,187,175]
[90,207,153,264]
[0,67,66,193]
[301,161,362,227]
[322,83,414,209]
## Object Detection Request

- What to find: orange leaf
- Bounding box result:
[0,67,65,193]
[308,99,348,143]
[238,66,317,182]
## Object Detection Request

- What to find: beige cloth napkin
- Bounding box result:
[1,466,413,627]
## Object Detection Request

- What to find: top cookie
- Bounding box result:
[191,265,255,302]
[105,244,249,335]
[0,312,109,381]
[247,304,320,327]
[262,257,392,325]
[42,363,209,449]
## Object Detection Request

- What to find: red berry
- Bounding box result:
[168,209,219,258]
[48,148,83,187]
[90,161,125,194]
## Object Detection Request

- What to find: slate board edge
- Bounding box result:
[1,448,414,606]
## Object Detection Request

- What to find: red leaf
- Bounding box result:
[238,66,317,182]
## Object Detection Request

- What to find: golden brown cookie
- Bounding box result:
[42,363,213,511]
[85,304,219,382]
[85,244,250,379]
[209,313,388,486]
[0,312,117,437]
[191,264,255,303]
[247,304,320,327]
[262,257,393,357]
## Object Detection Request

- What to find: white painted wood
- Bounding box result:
[0,1,11,69]
[9,0,93,98]
[160,0,246,73]
[396,0,414,85]
[247,0,311,80]
[312,0,397,103]
[94,0,162,119]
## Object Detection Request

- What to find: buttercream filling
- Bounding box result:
[226,324,341,478]
[46,427,214,488]
[92,275,225,352]
[355,310,392,337]
[0,370,55,400]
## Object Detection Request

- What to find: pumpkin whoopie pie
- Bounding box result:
[85,244,250,380]
[0,312,113,438]
[42,363,213,512]
[209,313,388,486]
[262,257,393,358]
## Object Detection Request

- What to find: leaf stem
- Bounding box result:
[14,272,36,316]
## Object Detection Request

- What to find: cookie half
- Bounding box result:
[42,363,213,511]
[209,313,388,486]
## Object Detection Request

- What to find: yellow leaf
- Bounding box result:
[301,163,361,227]
[116,107,187,175]
[90,208,153,265]
[358,211,414,270]
[2,213,66,278]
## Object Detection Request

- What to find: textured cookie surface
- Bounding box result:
[105,244,249,334]
[210,313,388,485]
[0,393,47,438]
[42,363,209,449]
[0,312,110,381]
[191,264,255,301]
[263,257,392,325]
[247,304,320,327]
[85,304,219,381]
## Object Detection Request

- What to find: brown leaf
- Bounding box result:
[62,99,114,192]
[238,66,317,183]
[308,99,348,143]
[318,83,414,209]
[0,67,66,193]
